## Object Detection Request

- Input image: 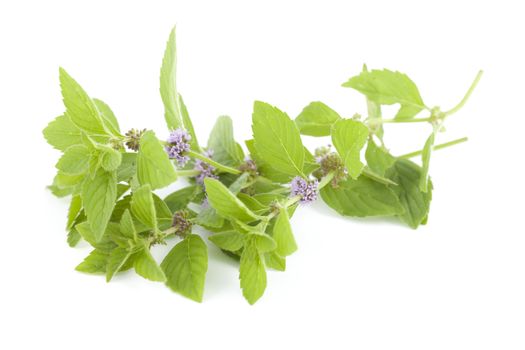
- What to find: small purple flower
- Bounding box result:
[194,149,218,185]
[290,176,318,203]
[165,128,191,166]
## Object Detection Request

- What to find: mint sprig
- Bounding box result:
[43,28,481,304]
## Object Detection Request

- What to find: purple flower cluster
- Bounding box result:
[194,149,218,185]
[172,210,192,237]
[290,176,319,203]
[165,129,191,166]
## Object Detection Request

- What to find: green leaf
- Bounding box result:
[295,101,341,136]
[365,139,395,177]
[179,94,201,152]
[208,231,244,252]
[245,139,291,183]
[387,159,433,228]
[160,27,183,130]
[204,178,259,222]
[81,169,117,242]
[164,185,200,213]
[106,247,132,282]
[161,234,208,302]
[119,209,137,240]
[99,145,122,172]
[59,68,109,135]
[75,221,117,251]
[252,232,277,253]
[117,153,137,182]
[195,206,225,229]
[75,249,110,274]
[134,245,166,282]
[56,145,91,175]
[67,228,82,247]
[273,207,297,256]
[137,130,177,190]
[320,176,404,217]
[66,195,82,230]
[131,184,157,230]
[93,98,121,136]
[419,133,435,192]
[228,172,251,195]
[239,236,267,305]
[208,115,244,166]
[252,101,305,176]
[331,119,369,179]
[343,69,426,119]
[43,115,82,151]
[265,252,286,271]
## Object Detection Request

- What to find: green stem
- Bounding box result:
[318,171,335,190]
[187,150,241,175]
[381,117,433,124]
[362,167,398,185]
[398,137,468,159]
[175,169,200,177]
[444,70,483,116]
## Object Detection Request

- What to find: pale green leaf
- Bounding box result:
[119,209,137,240]
[365,139,395,177]
[67,228,82,247]
[343,69,426,119]
[273,207,297,256]
[117,153,137,182]
[419,133,435,192]
[137,130,177,190]
[295,101,341,136]
[59,68,109,135]
[331,119,369,179]
[252,232,277,253]
[160,27,183,130]
[66,195,83,230]
[43,115,82,151]
[179,94,201,152]
[164,185,201,213]
[320,176,404,217]
[265,252,286,271]
[93,98,121,135]
[131,184,157,230]
[239,236,267,305]
[99,145,122,172]
[208,115,244,166]
[245,139,291,183]
[134,245,166,282]
[252,101,305,176]
[161,234,208,302]
[81,169,117,241]
[106,247,132,282]
[75,249,110,274]
[56,145,90,175]
[204,178,259,222]
[208,231,244,252]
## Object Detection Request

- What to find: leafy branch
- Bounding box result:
[43,28,481,304]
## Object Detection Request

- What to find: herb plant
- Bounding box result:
[43,28,481,304]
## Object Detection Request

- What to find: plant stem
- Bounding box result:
[318,172,335,190]
[398,137,468,159]
[444,70,483,116]
[175,169,200,177]
[187,150,241,175]
[380,116,434,124]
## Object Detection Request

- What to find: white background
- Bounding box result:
[1,1,524,349]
